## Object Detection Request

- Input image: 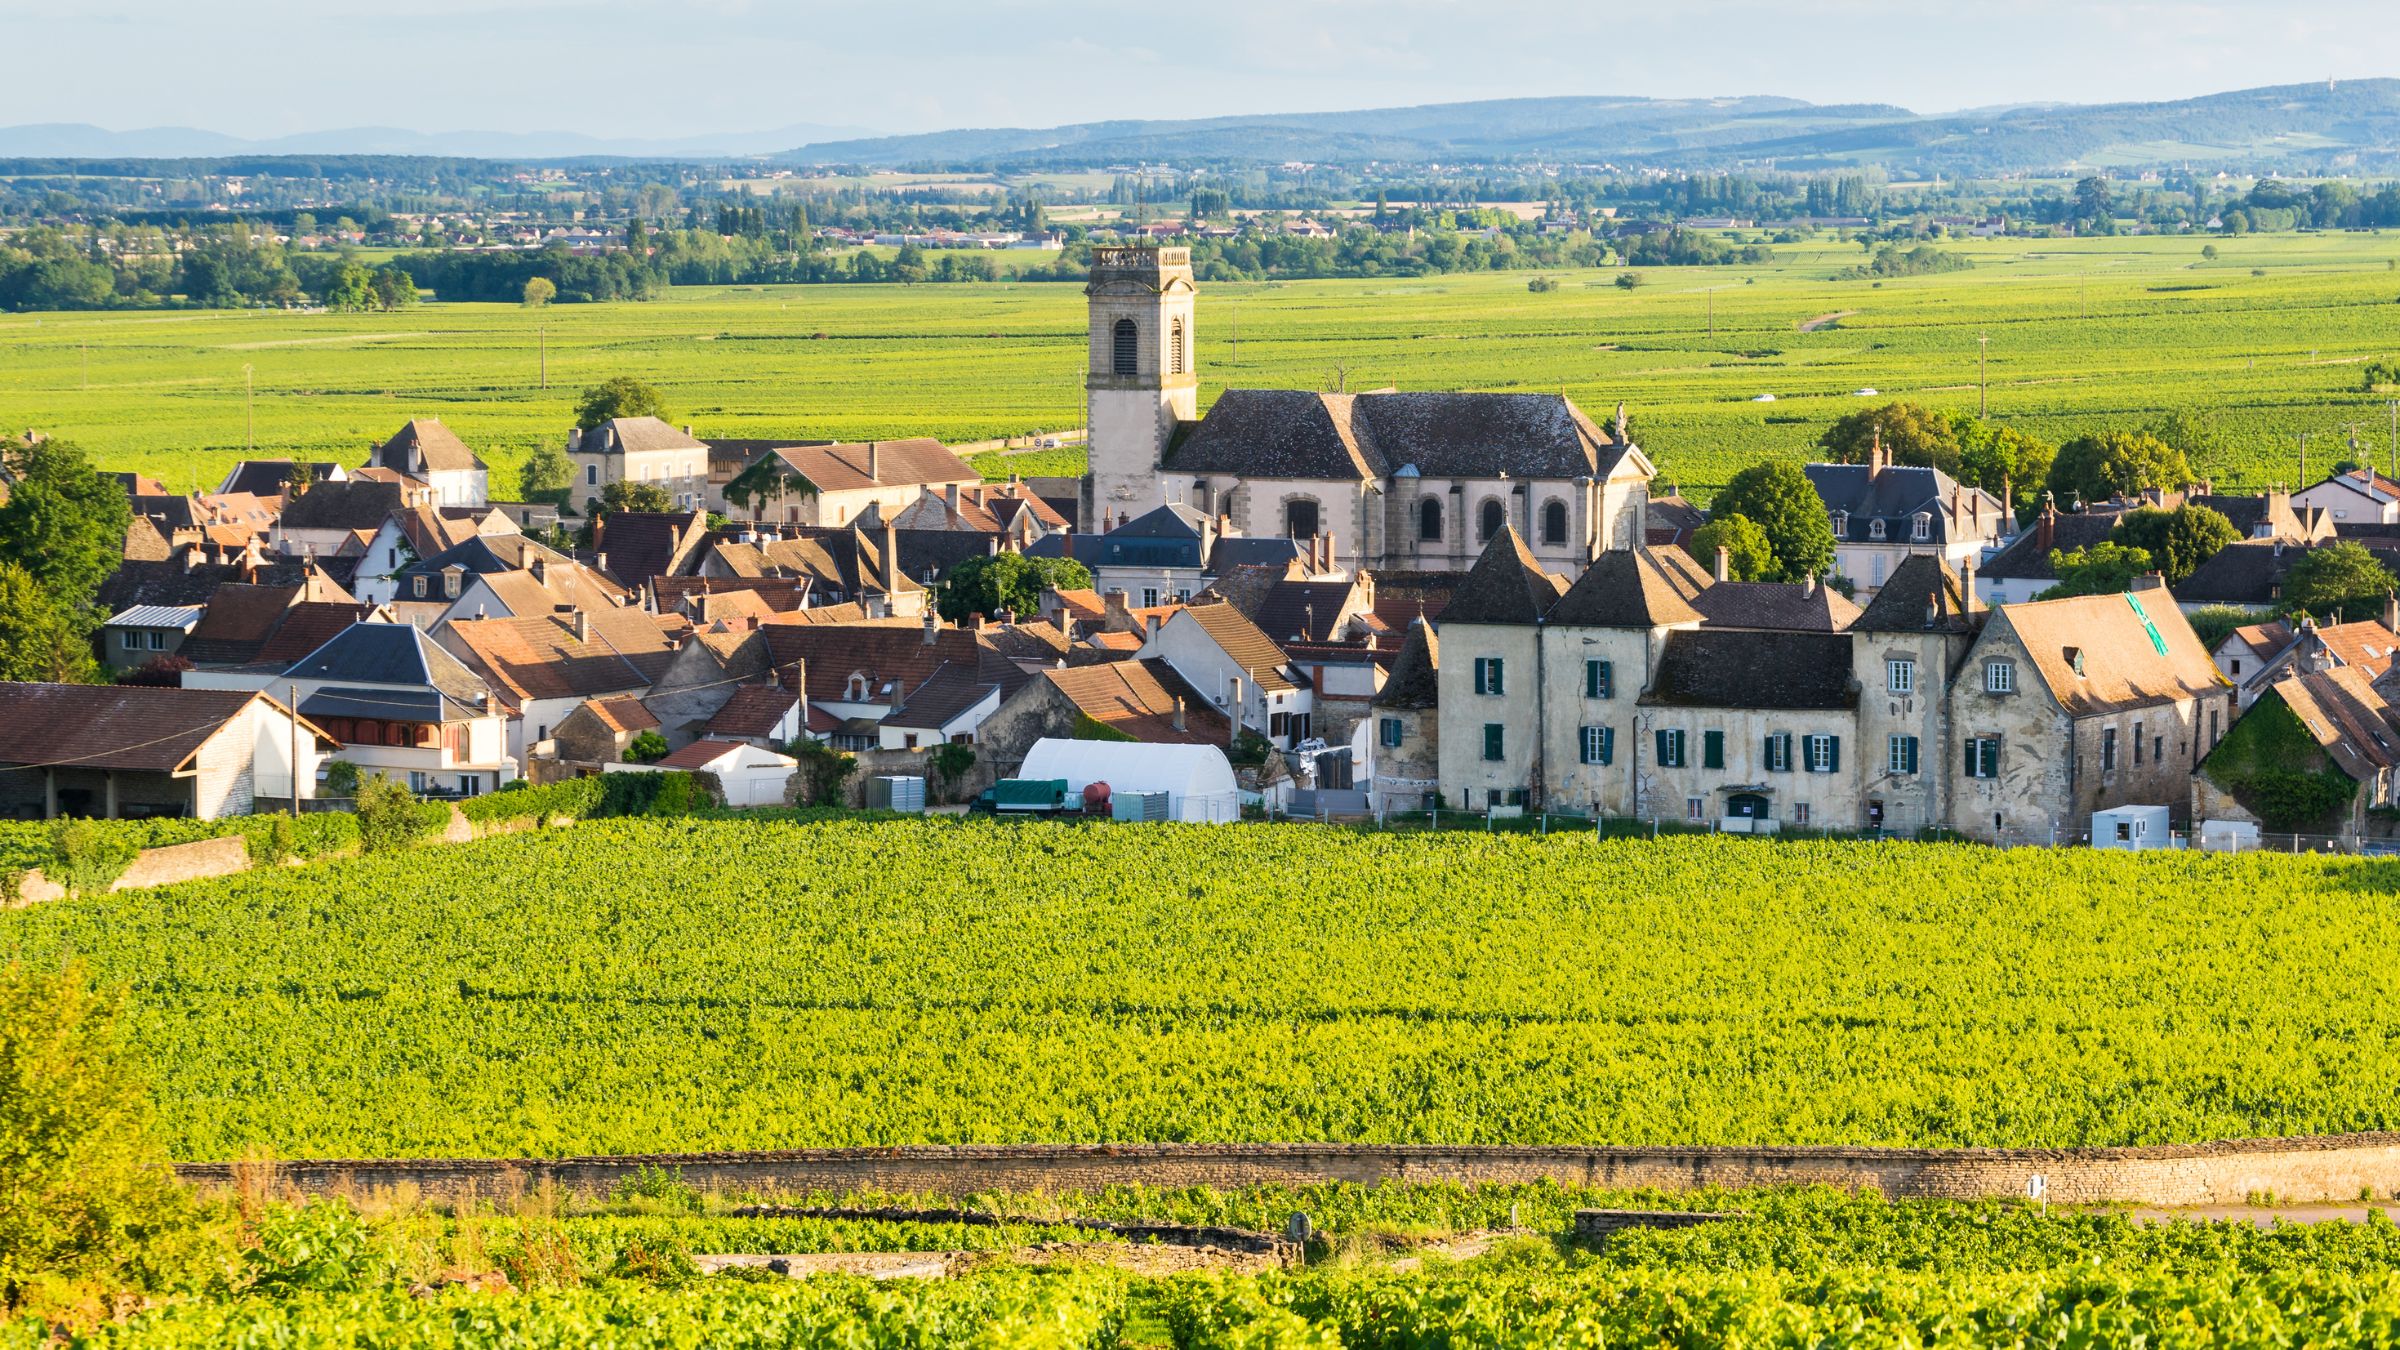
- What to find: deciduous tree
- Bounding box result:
[574,377,668,430]
[1708,462,1835,583]
[1690,513,1773,581]
[2284,542,2398,622]
[937,553,1092,621]
[2111,504,2238,584]
[2038,541,2155,599]
[2045,430,2192,508]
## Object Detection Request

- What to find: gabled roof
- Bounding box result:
[439,609,676,707]
[2262,666,2400,780]
[1372,621,1440,710]
[655,738,783,771]
[593,510,710,589]
[178,583,304,665]
[582,417,705,456]
[1992,589,2226,715]
[1440,526,1568,626]
[281,620,493,710]
[255,602,381,667]
[1165,389,1628,482]
[703,684,801,739]
[278,479,407,532]
[762,622,1027,706]
[1849,554,1983,634]
[581,694,660,734]
[1978,509,2120,582]
[1694,580,1862,632]
[0,685,333,772]
[1640,631,1858,710]
[1253,579,1365,644]
[1040,659,1229,744]
[749,438,978,494]
[1548,546,1706,628]
[1183,601,1297,693]
[884,663,999,731]
[218,460,345,498]
[1805,461,2004,547]
[371,418,486,474]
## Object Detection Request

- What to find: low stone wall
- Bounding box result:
[113,835,250,890]
[176,1135,2400,1208]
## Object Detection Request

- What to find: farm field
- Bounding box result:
[2,233,2397,499]
[6,819,2400,1161]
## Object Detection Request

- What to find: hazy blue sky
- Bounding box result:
[6,0,2393,140]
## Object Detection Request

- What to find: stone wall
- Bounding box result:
[113,835,251,890]
[176,1134,2400,1208]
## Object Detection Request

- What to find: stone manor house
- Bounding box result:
[1082,246,1656,576]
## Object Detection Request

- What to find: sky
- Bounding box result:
[6,0,2396,143]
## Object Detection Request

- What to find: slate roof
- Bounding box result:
[1254,580,1364,644]
[1371,621,1440,709]
[217,460,344,497]
[702,528,921,598]
[593,510,710,589]
[581,417,706,456]
[1366,570,1462,629]
[1977,509,2122,582]
[1640,631,1859,710]
[1210,536,1308,571]
[0,685,326,772]
[885,663,998,731]
[762,623,1028,706]
[1440,527,1568,626]
[370,418,485,474]
[2174,539,2400,607]
[278,479,408,532]
[1693,580,1862,632]
[1850,554,1985,634]
[1644,494,1708,548]
[1040,659,1230,744]
[1993,590,2225,715]
[1805,462,2005,549]
[1547,546,1706,628]
[280,620,494,710]
[1164,389,1631,482]
[703,684,800,739]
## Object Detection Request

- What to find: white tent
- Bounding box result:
[1019,738,1241,824]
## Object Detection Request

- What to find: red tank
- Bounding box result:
[1081,781,1112,814]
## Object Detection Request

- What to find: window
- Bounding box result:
[2209,707,2221,747]
[1285,498,1320,539]
[1168,317,1186,375]
[2102,727,2117,771]
[2132,721,2143,765]
[1965,736,2001,779]
[1764,731,1793,772]
[1657,728,1687,767]
[1473,657,1505,696]
[1887,659,1915,694]
[1111,318,1138,375]
[1482,723,1505,762]
[1911,513,1930,542]
[1479,499,1506,543]
[1585,659,1613,700]
[2231,659,2243,676]
[2155,734,2164,764]
[1142,588,1159,608]
[1985,661,2015,694]
[1492,788,1527,808]
[412,576,428,599]
[585,464,597,486]
[1418,496,1443,541]
[1380,717,1404,748]
[1270,711,1291,739]
[1687,797,1706,822]
[1805,734,1840,774]
[119,631,136,651]
[444,572,462,599]
[1579,725,1613,765]
[1888,734,1920,775]
[1869,519,1886,541]
[1702,729,1725,769]
[1794,803,1811,826]
[1540,499,1568,545]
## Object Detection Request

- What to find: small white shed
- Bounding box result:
[607,738,797,808]
[2196,819,2263,853]
[2093,804,2175,850]
[1018,738,1240,823]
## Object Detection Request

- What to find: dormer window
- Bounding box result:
[1832,510,1849,535]
[2066,647,2086,677]
[846,672,871,701]
[1868,519,1887,541]
[443,571,462,599]
[412,575,427,599]
[1912,513,1931,542]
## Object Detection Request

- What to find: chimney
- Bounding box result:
[2385,589,2398,635]
[881,522,899,587]
[1802,572,1817,597]
[2034,497,2057,556]
[1145,613,1161,645]
[571,610,590,643]
[2130,571,2166,592]
[1172,697,1187,733]
[682,424,692,437]
[531,557,550,588]
[868,441,881,483]
[1324,531,1337,572]
[1960,557,1977,610]
[1869,425,1886,475]
[1227,674,1244,747]
[1712,545,1730,582]
[566,427,582,451]
[595,551,609,577]
[944,482,960,511]
[922,607,938,646]
[1104,588,1133,632]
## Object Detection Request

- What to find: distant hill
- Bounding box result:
[781,81,2400,174]
[0,121,880,161]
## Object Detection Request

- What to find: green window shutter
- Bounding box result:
[1827,736,1841,773]
[1600,727,1614,766]
[1655,729,1671,766]
[1483,723,1503,761]
[1584,660,1599,699]
[1964,738,1977,778]
[1903,736,1919,775]
[1473,659,1488,696]
[1982,739,1999,779]
[1598,660,1613,699]
[1703,729,1724,769]
[1490,658,1504,696]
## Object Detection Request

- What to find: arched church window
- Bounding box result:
[1479,499,1506,544]
[1541,499,1569,545]
[1285,498,1321,540]
[1112,319,1138,375]
[1418,496,1443,542]
[1169,318,1187,375]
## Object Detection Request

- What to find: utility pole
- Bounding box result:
[2299,432,2308,485]
[1977,332,1990,419]
[80,343,87,392]
[2080,271,2087,320]
[1707,286,1715,339]
[539,324,547,390]
[242,363,255,452]
[1230,300,1238,367]
[288,683,302,818]
[2390,399,2398,481]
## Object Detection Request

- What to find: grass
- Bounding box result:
[1,232,2397,500]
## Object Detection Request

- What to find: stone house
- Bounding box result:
[1533,545,1707,816]
[979,660,1228,768]
[364,418,489,509]
[99,604,202,672]
[1846,555,1987,836]
[1804,444,2006,599]
[435,606,676,762]
[721,439,979,528]
[1947,582,2232,842]
[0,684,336,820]
[1363,621,1440,813]
[550,695,661,765]
[568,417,711,515]
[1634,630,1863,830]
[2212,610,2400,708]
[1138,599,1315,752]
[2193,664,2400,840]
[1432,528,1568,810]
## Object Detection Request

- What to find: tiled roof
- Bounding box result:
[762,622,1026,706]
[1994,589,2226,715]
[98,553,352,612]
[0,685,326,772]
[703,684,800,739]
[1641,630,1859,710]
[1851,554,1984,634]
[1366,570,1462,629]
[1548,546,1705,628]
[438,609,675,706]
[745,438,975,494]
[655,738,762,771]
[372,418,486,474]
[1693,580,1862,632]
[1184,601,1297,693]
[1165,389,1627,481]
[254,602,379,666]
[1253,580,1364,644]
[593,510,709,589]
[1371,621,1440,709]
[1041,659,1229,744]
[2269,666,2400,778]
[178,583,304,664]
[583,695,660,734]
[1440,527,1568,626]
[885,663,997,731]
[278,479,408,532]
[584,417,706,455]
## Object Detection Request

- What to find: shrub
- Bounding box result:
[320,760,361,798]
[243,1199,384,1296]
[788,740,856,807]
[460,778,605,829]
[0,963,192,1305]
[622,730,669,764]
[44,819,138,896]
[1525,275,1556,293]
[595,770,710,819]
[1614,272,1642,289]
[354,775,440,855]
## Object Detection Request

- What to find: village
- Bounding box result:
[5,243,2396,851]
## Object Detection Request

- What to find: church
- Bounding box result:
[1082,245,1655,574]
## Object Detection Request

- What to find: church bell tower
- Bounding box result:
[1083,246,1197,531]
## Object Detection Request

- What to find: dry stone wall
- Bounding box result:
[178,1135,2400,1208]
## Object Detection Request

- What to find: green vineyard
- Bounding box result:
[3,819,2397,1160]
